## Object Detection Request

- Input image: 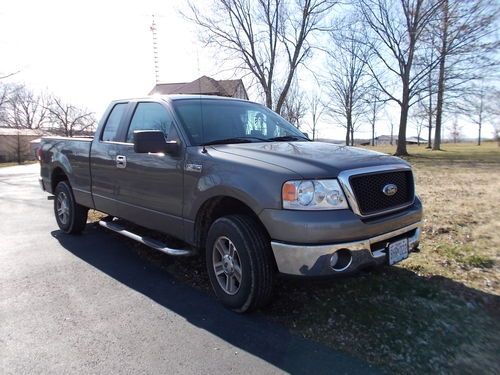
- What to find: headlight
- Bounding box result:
[282,179,349,210]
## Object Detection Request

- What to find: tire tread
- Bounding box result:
[54,181,88,234]
[208,214,274,312]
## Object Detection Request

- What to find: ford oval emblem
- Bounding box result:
[383,184,398,196]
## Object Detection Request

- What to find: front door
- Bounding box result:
[112,101,185,237]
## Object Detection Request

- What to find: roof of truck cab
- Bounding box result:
[111,94,256,104]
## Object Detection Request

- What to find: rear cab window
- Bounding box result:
[101,103,127,142]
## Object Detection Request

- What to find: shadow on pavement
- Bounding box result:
[51,225,383,375]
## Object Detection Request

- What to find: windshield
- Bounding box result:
[171,99,307,146]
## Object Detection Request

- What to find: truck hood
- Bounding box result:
[211,141,407,178]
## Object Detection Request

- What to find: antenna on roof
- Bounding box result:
[197,49,207,153]
[150,14,160,84]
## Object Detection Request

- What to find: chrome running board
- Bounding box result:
[98,220,194,256]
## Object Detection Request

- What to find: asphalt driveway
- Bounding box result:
[0,163,382,374]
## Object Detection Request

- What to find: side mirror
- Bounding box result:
[133,130,179,155]
[302,132,310,139]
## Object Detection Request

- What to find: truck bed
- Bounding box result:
[39,136,94,207]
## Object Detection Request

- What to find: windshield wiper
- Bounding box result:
[203,136,270,146]
[268,135,309,142]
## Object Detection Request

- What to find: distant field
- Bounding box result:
[363,141,500,164]
[89,141,500,374]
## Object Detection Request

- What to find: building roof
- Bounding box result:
[217,79,243,97]
[149,76,245,97]
[406,136,427,142]
[375,135,396,141]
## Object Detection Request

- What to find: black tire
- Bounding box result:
[54,181,88,234]
[206,215,275,313]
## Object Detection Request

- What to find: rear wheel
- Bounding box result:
[54,181,88,234]
[206,215,275,313]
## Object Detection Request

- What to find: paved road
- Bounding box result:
[0,164,382,375]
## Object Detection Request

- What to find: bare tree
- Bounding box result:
[307,92,326,140]
[431,0,499,150]
[387,116,396,145]
[459,83,497,146]
[46,97,96,137]
[278,81,308,128]
[0,71,20,80]
[0,83,48,164]
[416,28,438,148]
[424,70,436,148]
[0,83,13,125]
[3,84,49,129]
[365,86,385,146]
[356,0,442,155]
[325,17,371,146]
[411,102,427,145]
[489,89,500,146]
[448,116,461,143]
[186,0,337,112]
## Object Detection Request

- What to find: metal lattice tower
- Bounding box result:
[150,15,159,84]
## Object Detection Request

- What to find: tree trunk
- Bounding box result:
[427,77,433,149]
[478,92,483,146]
[395,77,410,156]
[350,126,354,146]
[433,0,449,151]
[396,101,409,156]
[16,129,21,165]
[265,91,272,109]
[346,114,351,146]
[433,56,446,150]
[371,110,376,146]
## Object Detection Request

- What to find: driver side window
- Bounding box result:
[127,102,173,143]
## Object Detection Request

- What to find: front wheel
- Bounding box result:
[54,181,88,234]
[206,215,275,313]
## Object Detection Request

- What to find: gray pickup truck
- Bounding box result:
[39,95,422,312]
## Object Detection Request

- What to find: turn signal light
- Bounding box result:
[282,182,297,201]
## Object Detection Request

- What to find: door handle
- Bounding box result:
[116,155,127,168]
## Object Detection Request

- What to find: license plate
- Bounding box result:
[388,238,409,265]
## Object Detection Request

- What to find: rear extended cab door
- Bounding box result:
[90,101,131,217]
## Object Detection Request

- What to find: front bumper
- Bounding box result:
[271,222,421,276]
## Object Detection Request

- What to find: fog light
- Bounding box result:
[330,249,353,272]
[330,252,339,267]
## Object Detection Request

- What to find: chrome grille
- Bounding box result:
[338,165,415,218]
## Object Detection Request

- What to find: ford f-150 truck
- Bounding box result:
[38,95,422,312]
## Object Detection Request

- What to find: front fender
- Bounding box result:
[186,172,271,219]
[182,147,302,221]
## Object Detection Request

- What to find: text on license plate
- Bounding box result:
[388,238,409,265]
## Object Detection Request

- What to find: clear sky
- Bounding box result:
[0,0,493,140]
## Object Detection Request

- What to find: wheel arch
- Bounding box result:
[193,196,271,252]
[51,166,70,192]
